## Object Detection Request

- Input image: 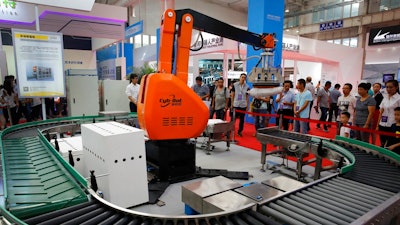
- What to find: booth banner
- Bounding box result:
[369,25,400,46]
[98,59,116,80]
[12,29,65,97]
[125,20,143,39]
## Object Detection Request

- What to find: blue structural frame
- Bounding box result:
[245,0,284,124]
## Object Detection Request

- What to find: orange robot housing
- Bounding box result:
[137,73,208,140]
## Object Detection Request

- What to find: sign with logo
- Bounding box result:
[12,29,65,97]
[18,0,95,11]
[98,59,116,80]
[125,20,143,39]
[192,36,224,49]
[282,42,300,52]
[282,36,300,52]
[227,71,245,79]
[320,20,343,31]
[369,25,400,46]
[0,1,35,23]
[159,95,182,107]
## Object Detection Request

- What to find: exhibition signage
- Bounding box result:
[282,42,300,52]
[125,20,143,39]
[368,25,400,46]
[192,36,224,49]
[319,20,343,31]
[0,1,35,23]
[12,29,65,97]
[18,0,95,11]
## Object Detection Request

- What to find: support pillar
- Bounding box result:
[246,0,284,123]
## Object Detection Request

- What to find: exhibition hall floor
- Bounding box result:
[132,136,335,216]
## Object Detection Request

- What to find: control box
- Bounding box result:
[81,121,148,207]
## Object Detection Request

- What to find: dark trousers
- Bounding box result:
[328,103,339,123]
[379,125,393,147]
[215,108,225,120]
[6,107,19,126]
[277,108,294,130]
[355,123,370,143]
[233,107,246,133]
[129,102,137,112]
[209,107,215,119]
[31,105,42,120]
[307,100,314,130]
[317,107,329,130]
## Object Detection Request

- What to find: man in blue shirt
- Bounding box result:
[294,79,313,134]
[192,76,210,100]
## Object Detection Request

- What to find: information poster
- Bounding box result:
[12,29,65,97]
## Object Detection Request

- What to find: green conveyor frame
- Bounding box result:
[0,113,136,220]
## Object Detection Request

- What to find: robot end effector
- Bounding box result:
[247,33,283,88]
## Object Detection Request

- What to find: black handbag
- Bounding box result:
[253,99,262,109]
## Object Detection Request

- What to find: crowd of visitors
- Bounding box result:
[193,75,400,155]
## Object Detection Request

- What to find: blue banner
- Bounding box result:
[125,20,143,39]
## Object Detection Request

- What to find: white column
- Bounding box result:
[35,5,47,121]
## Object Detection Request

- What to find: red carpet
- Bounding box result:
[232,120,336,167]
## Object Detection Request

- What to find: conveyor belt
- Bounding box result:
[259,176,396,225]
[336,142,400,193]
[256,138,400,225]
[257,128,313,143]
[1,136,88,219]
[0,118,399,225]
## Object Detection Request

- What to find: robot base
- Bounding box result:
[146,139,196,183]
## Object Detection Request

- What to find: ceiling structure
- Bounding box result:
[93,0,306,15]
[0,3,127,40]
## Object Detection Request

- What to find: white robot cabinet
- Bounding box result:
[100,80,130,112]
[81,121,148,208]
[66,70,100,117]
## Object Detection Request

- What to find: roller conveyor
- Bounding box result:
[335,143,400,193]
[255,136,400,225]
[23,197,281,225]
[0,118,399,225]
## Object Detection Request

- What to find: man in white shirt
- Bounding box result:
[125,74,140,112]
[337,83,356,135]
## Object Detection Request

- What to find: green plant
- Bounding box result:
[130,63,156,84]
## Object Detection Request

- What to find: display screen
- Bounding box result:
[383,74,395,83]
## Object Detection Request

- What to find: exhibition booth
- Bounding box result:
[363,25,400,85]
[131,32,362,89]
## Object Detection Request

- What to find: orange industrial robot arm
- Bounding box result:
[137,9,278,140]
[137,9,208,140]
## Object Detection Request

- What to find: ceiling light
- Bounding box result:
[296,30,299,33]
[286,29,290,32]
[285,9,289,13]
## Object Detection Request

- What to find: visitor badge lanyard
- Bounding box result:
[279,92,286,109]
[237,84,245,101]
